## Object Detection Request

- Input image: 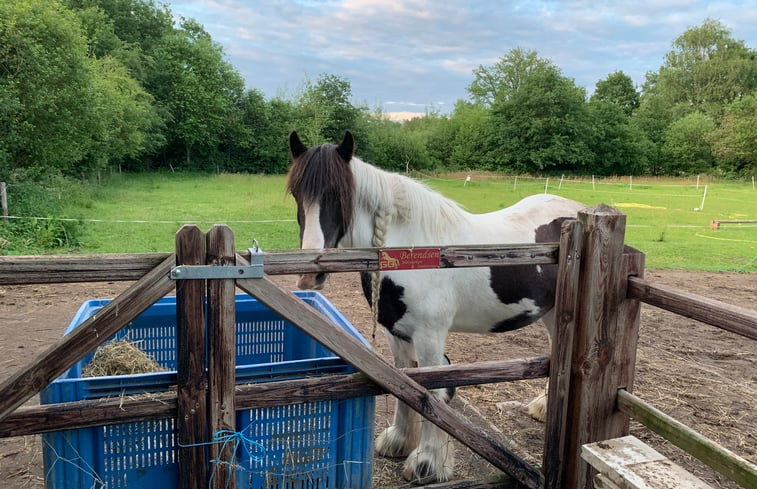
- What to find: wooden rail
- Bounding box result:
[710,219,757,230]
[0,243,560,285]
[617,390,757,489]
[0,357,548,438]
[627,276,757,340]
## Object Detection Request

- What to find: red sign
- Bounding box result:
[378,248,441,271]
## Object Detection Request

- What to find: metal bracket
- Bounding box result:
[170,240,264,280]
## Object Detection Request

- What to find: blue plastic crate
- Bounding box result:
[41,292,375,489]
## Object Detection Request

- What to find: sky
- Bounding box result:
[166,0,757,120]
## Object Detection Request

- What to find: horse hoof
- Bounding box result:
[525,393,547,422]
[376,426,412,458]
[402,446,455,485]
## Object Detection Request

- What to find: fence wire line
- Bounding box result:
[6,217,754,231]
[2,215,296,224]
[408,167,755,188]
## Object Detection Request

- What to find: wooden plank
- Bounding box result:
[0,253,170,284]
[0,253,176,422]
[618,390,757,489]
[0,358,549,438]
[0,243,559,285]
[627,276,757,340]
[562,204,637,489]
[593,474,622,489]
[175,225,208,489]
[543,219,584,489]
[711,219,757,230]
[205,225,236,489]
[582,436,713,489]
[235,270,544,489]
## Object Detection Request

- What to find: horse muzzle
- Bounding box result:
[296,272,328,290]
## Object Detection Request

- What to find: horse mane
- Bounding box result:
[286,143,354,233]
[287,141,468,240]
[350,157,469,240]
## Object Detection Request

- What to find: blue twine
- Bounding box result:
[178,427,266,489]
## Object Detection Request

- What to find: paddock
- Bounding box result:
[0,205,755,488]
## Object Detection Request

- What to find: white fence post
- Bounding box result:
[1,182,7,221]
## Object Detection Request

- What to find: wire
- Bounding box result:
[2,215,296,224]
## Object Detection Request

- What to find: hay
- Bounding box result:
[83,338,165,377]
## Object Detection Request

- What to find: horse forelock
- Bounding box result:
[287,143,355,233]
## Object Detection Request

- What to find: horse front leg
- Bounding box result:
[525,309,556,422]
[401,327,455,485]
[375,333,421,458]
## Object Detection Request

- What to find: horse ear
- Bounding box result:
[336,131,354,162]
[289,131,308,159]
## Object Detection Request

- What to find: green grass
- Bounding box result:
[67,172,301,253]
[424,175,757,272]
[57,172,756,272]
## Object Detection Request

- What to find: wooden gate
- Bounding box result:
[0,204,755,489]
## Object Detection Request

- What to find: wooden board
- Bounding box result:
[627,276,757,340]
[582,436,713,489]
[543,218,584,489]
[0,244,560,284]
[560,205,643,489]
[618,390,757,489]
[0,358,549,438]
[175,225,208,489]
[205,225,236,489]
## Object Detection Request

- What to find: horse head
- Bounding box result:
[287,131,356,290]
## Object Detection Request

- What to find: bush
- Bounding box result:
[0,176,85,254]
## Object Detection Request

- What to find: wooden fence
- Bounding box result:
[0,204,755,489]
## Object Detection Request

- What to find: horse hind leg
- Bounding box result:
[526,309,555,422]
[401,329,455,484]
[375,334,422,458]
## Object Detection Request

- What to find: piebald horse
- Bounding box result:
[286,131,585,484]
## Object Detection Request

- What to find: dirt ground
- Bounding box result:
[0,270,754,488]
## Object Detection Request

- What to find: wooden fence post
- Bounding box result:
[543,219,584,489]
[560,205,644,489]
[1,182,7,220]
[206,225,237,489]
[176,225,208,489]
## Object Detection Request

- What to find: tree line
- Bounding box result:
[1,0,756,186]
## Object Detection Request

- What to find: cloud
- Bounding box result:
[385,111,425,121]
[167,0,757,113]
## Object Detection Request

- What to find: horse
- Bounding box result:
[286,131,586,484]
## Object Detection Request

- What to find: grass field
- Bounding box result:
[62,172,756,272]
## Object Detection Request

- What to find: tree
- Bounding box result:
[661,112,716,175]
[488,53,593,172]
[1,0,98,179]
[149,18,245,168]
[468,48,554,108]
[295,74,362,145]
[592,71,639,116]
[653,19,757,117]
[709,93,757,174]
[355,113,432,172]
[448,101,493,170]
[223,91,297,174]
[84,56,164,171]
[587,99,648,175]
